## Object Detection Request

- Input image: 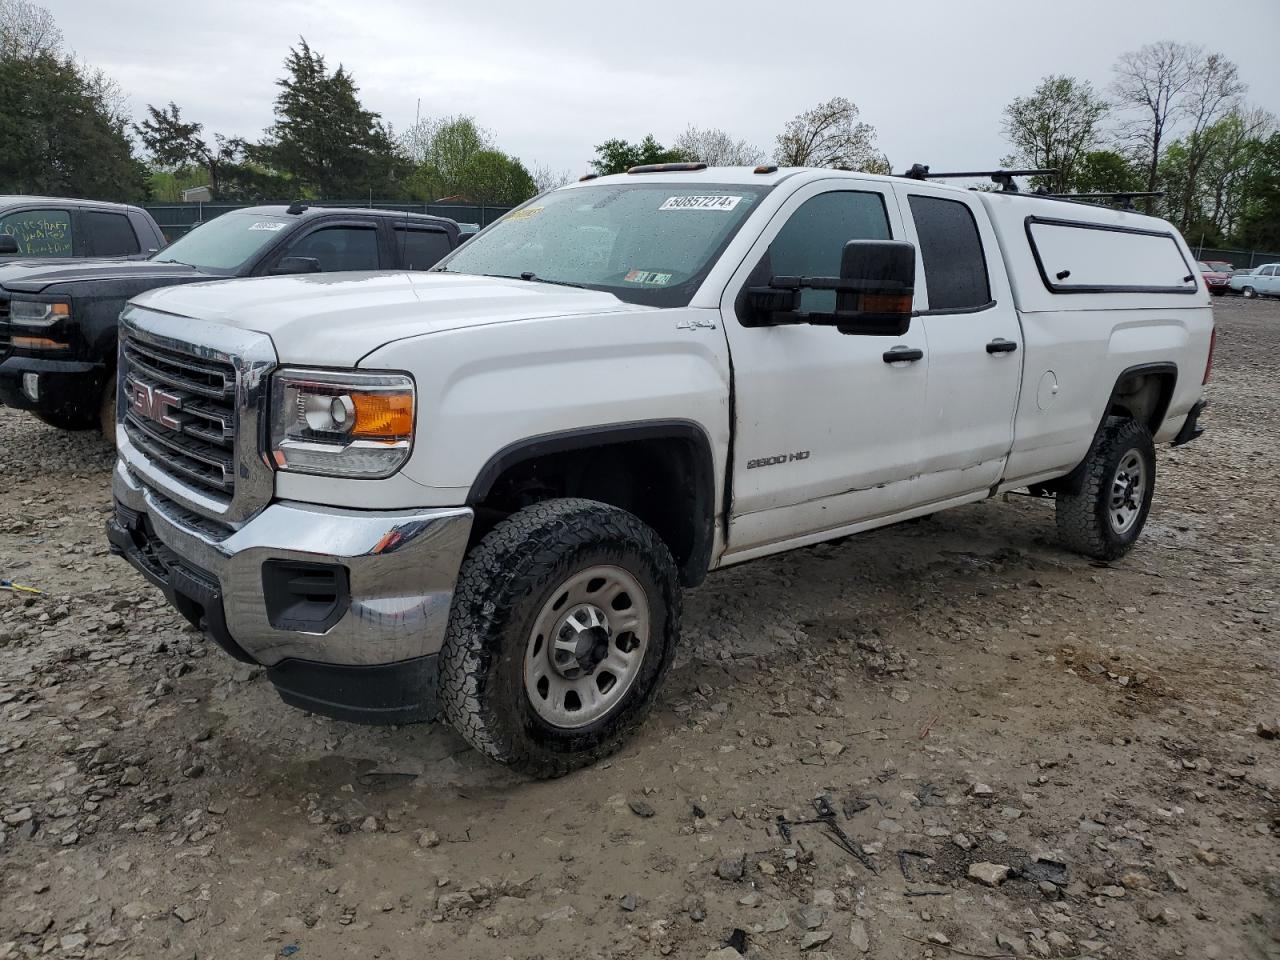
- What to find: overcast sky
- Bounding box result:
[44,0,1280,178]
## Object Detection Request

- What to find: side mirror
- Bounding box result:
[0,235,20,255]
[270,256,322,276]
[833,239,916,336]
[744,239,916,336]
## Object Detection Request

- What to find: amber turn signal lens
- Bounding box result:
[12,335,69,350]
[351,392,413,438]
[860,293,913,314]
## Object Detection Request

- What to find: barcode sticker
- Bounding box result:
[659,195,743,212]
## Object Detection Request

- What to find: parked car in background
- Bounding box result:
[1203,259,1234,275]
[0,196,164,265]
[0,205,462,439]
[1198,260,1231,296]
[1229,263,1280,298]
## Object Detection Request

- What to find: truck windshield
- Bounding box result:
[151,212,293,272]
[436,183,770,306]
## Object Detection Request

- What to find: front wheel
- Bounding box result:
[1241,285,1257,298]
[440,498,680,778]
[1055,417,1156,561]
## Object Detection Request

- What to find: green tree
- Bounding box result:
[135,102,249,199]
[774,97,889,173]
[1231,132,1280,249]
[1001,75,1109,192]
[455,149,537,205]
[0,51,147,200]
[252,39,406,198]
[590,135,685,176]
[1071,149,1142,194]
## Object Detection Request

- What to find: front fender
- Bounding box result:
[362,309,733,504]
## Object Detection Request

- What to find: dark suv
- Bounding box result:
[0,205,462,438]
[0,196,164,264]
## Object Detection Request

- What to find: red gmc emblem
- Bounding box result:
[126,379,182,429]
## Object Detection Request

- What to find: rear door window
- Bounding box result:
[0,208,74,257]
[82,210,140,256]
[908,195,992,311]
[1027,217,1196,294]
[393,228,452,270]
[283,225,381,272]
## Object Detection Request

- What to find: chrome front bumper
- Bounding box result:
[111,461,473,669]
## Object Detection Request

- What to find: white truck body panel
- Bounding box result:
[115,167,1214,693]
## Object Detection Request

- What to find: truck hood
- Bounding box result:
[130,271,652,366]
[0,257,210,293]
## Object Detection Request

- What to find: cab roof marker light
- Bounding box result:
[626,162,708,174]
[577,173,599,182]
[754,164,778,174]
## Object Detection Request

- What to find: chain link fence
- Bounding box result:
[1192,245,1280,269]
[143,201,514,241]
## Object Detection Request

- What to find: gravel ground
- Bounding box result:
[0,296,1277,960]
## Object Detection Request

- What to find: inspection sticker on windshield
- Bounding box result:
[503,206,543,222]
[624,269,672,285]
[659,195,743,212]
[248,221,287,232]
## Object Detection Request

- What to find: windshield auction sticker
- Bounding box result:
[503,206,543,222]
[624,269,673,285]
[659,195,743,211]
[249,221,288,232]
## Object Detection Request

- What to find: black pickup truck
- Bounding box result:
[0,196,164,265]
[0,205,463,438]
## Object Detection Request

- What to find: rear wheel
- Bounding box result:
[440,498,680,778]
[1055,417,1156,561]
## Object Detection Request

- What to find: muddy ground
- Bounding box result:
[0,297,1277,960]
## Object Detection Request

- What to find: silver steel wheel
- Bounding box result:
[524,565,650,729]
[1109,449,1147,534]
[1242,286,1256,298]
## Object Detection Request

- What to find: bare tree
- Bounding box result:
[531,162,572,193]
[1174,52,1247,230]
[774,97,889,173]
[674,125,764,167]
[0,0,62,58]
[1001,75,1108,192]
[1112,41,1199,197]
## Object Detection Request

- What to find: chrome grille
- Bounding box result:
[121,336,237,503]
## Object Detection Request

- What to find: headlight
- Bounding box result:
[9,300,69,327]
[269,368,415,478]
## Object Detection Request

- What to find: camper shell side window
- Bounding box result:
[1024,216,1198,296]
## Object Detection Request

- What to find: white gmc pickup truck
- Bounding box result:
[108,164,1213,777]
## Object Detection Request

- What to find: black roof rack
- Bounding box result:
[1043,191,1164,211]
[898,163,1058,193]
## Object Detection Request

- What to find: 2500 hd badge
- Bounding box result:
[747,450,811,469]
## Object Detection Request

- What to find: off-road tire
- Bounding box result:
[1055,416,1156,561]
[440,498,680,778]
[99,376,117,445]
